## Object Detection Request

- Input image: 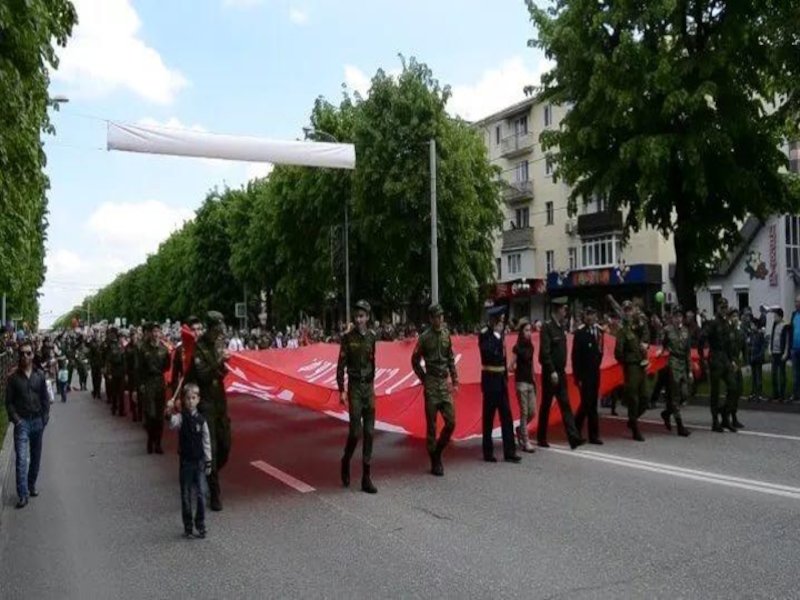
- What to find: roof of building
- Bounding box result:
[713,216,764,277]
[471,95,540,128]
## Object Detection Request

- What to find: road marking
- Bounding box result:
[251,460,316,493]
[546,446,800,500]
[604,415,800,442]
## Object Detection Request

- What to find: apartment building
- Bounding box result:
[474,97,676,322]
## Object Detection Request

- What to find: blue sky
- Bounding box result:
[41,0,550,326]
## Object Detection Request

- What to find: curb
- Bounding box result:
[0,423,14,531]
[688,396,800,415]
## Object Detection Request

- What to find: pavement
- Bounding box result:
[2,390,800,600]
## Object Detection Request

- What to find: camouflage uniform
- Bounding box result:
[336,300,378,493]
[88,337,104,399]
[411,304,459,476]
[660,314,692,436]
[137,325,170,453]
[614,302,650,441]
[700,300,737,432]
[728,314,747,429]
[104,330,127,416]
[125,334,141,422]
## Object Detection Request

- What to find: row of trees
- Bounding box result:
[56,59,503,329]
[1,1,77,323]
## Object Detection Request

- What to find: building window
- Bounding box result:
[495,125,501,145]
[544,104,552,127]
[496,257,502,280]
[545,250,555,274]
[583,194,607,214]
[580,234,622,268]
[711,292,723,315]
[514,115,528,135]
[737,290,750,312]
[507,253,522,275]
[568,247,577,270]
[790,141,799,174]
[545,155,554,176]
[515,160,529,183]
[786,215,800,270]
[546,202,554,225]
[515,207,530,229]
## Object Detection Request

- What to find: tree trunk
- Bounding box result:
[672,221,699,312]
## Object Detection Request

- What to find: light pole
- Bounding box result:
[303,127,352,324]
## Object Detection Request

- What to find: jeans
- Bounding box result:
[14,417,45,500]
[772,354,787,400]
[180,460,207,532]
[57,380,68,403]
[750,362,763,398]
[514,382,536,445]
[793,349,800,400]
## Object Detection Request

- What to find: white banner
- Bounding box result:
[107,122,356,170]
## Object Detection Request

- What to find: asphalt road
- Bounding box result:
[2,390,800,600]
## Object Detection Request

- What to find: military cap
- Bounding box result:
[354,299,371,313]
[206,311,225,326]
[672,305,685,316]
[621,300,634,310]
[487,304,507,318]
[550,297,568,306]
[142,321,159,332]
[186,315,201,326]
[584,306,597,314]
[428,303,444,317]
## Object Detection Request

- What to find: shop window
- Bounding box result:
[737,290,749,312]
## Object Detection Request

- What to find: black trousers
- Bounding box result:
[538,370,581,445]
[91,366,102,398]
[481,375,516,459]
[575,376,601,441]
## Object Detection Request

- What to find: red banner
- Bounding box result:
[225,333,667,440]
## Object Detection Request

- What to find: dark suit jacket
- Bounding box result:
[571,325,603,386]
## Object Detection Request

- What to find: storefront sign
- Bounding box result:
[491,279,546,300]
[547,263,663,291]
[769,224,778,287]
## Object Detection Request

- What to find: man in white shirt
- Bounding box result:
[227,331,244,353]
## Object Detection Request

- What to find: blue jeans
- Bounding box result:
[57,381,68,403]
[14,417,45,500]
[179,460,207,532]
[772,354,787,400]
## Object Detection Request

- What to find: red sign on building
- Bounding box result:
[769,224,778,287]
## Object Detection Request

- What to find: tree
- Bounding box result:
[528,0,800,309]
[0,0,77,322]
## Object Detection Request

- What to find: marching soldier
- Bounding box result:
[137,323,170,453]
[104,327,127,416]
[614,300,650,441]
[537,297,584,449]
[699,298,738,432]
[729,309,746,429]
[336,300,378,494]
[657,306,692,437]
[74,335,89,391]
[478,306,520,463]
[88,331,103,399]
[187,311,232,511]
[125,329,140,422]
[411,304,459,477]
[571,306,604,445]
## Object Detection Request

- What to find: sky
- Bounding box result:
[41,0,552,327]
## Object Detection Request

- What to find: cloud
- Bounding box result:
[289,7,308,24]
[448,56,555,122]
[246,162,274,180]
[137,116,207,133]
[87,200,194,255]
[342,65,402,98]
[53,0,188,105]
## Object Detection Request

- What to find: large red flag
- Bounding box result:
[181,324,196,375]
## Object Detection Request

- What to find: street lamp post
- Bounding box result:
[303,127,352,325]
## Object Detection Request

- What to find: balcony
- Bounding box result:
[501,132,534,157]
[577,210,624,236]
[502,180,534,205]
[502,226,535,251]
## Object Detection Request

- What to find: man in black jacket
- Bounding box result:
[769,308,790,402]
[5,340,50,509]
[571,306,604,445]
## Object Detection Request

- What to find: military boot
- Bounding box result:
[341,438,357,487]
[675,417,691,437]
[361,464,377,494]
[731,413,744,429]
[711,412,724,433]
[660,409,672,432]
[721,411,738,433]
[631,422,645,442]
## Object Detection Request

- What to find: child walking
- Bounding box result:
[166,383,212,539]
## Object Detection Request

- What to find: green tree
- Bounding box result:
[0,0,77,322]
[528,0,800,309]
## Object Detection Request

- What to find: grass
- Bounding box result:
[0,407,7,442]
[661,366,796,399]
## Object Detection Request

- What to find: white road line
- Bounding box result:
[545,446,800,501]
[250,461,316,493]
[604,415,800,442]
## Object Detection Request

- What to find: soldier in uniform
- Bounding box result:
[125,329,141,422]
[537,297,584,449]
[137,322,170,454]
[728,309,746,429]
[336,300,378,494]
[64,333,76,390]
[105,327,127,416]
[699,298,738,432]
[478,306,520,463]
[171,316,203,399]
[88,331,104,399]
[657,306,692,437]
[411,304,459,476]
[74,335,89,391]
[186,311,231,511]
[614,300,650,441]
[571,306,604,445]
